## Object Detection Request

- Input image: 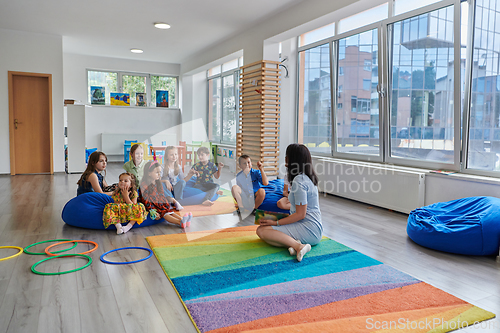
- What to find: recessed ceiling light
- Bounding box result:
[154,22,171,29]
[130,48,143,54]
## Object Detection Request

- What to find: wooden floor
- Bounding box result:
[0,162,499,333]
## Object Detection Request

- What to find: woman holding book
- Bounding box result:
[256,143,323,262]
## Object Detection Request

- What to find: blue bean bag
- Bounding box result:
[62,192,164,230]
[256,179,289,214]
[407,196,500,255]
[175,178,219,206]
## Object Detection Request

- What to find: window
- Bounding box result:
[122,74,146,106]
[467,0,500,171]
[337,29,380,156]
[338,3,388,34]
[364,60,371,71]
[207,58,241,144]
[389,6,455,164]
[393,0,441,16]
[299,23,335,47]
[151,76,177,107]
[88,71,117,105]
[298,43,331,153]
[87,70,177,107]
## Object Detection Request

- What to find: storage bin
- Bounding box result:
[124,140,138,163]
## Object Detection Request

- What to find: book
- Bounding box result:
[90,86,105,105]
[254,209,289,225]
[156,90,169,107]
[136,92,146,106]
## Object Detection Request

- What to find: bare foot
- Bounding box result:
[216,190,223,195]
[202,200,214,206]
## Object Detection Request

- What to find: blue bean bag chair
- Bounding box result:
[62,192,164,230]
[256,179,289,214]
[175,178,219,206]
[407,196,500,256]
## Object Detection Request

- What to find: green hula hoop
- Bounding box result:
[31,254,92,275]
[24,239,78,255]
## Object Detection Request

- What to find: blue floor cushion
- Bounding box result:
[176,179,219,206]
[407,196,500,256]
[62,192,163,230]
[257,179,289,214]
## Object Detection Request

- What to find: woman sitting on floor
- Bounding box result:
[256,143,323,262]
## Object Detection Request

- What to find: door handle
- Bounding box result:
[14,119,22,129]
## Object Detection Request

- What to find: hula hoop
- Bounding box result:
[24,239,78,255]
[100,247,153,265]
[31,254,92,275]
[0,246,24,262]
[45,240,98,256]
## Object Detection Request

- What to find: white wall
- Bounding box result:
[0,28,64,173]
[179,71,208,141]
[63,53,182,162]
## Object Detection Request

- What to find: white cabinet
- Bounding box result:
[66,105,86,173]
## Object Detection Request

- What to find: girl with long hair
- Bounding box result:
[77,151,113,196]
[256,143,323,262]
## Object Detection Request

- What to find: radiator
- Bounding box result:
[312,158,426,214]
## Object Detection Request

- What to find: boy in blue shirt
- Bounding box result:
[191,146,224,206]
[232,154,268,215]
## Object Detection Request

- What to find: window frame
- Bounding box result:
[207,66,240,145]
[86,69,179,108]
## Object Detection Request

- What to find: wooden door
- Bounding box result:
[9,72,53,175]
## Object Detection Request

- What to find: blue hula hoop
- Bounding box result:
[100,246,153,265]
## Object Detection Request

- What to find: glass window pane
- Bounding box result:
[222,59,239,72]
[389,6,455,163]
[339,3,388,34]
[87,71,117,105]
[208,65,221,77]
[337,28,380,156]
[221,73,238,143]
[468,0,500,171]
[208,77,221,142]
[394,0,441,16]
[299,23,335,47]
[151,76,177,107]
[122,75,146,106]
[298,44,331,154]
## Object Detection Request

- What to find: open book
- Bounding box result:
[254,209,289,225]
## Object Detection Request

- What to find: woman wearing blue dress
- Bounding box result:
[257,143,323,262]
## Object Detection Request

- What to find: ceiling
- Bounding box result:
[1,0,304,64]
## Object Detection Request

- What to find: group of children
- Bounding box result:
[76,143,226,234]
[76,140,321,263]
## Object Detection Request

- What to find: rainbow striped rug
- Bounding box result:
[146,226,495,332]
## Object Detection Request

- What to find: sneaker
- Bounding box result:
[186,212,193,227]
[180,214,189,229]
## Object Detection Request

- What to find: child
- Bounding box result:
[232,154,268,215]
[191,146,224,206]
[77,151,113,196]
[123,144,146,187]
[139,160,192,228]
[277,171,291,210]
[103,172,147,234]
[161,146,195,200]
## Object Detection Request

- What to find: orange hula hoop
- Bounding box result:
[45,240,98,256]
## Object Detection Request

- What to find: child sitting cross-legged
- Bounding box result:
[191,146,224,206]
[102,172,147,234]
[139,160,192,228]
[231,154,269,215]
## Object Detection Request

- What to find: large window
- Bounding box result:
[389,6,456,164]
[298,43,331,154]
[87,70,177,107]
[467,0,500,171]
[337,29,380,156]
[207,58,242,144]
